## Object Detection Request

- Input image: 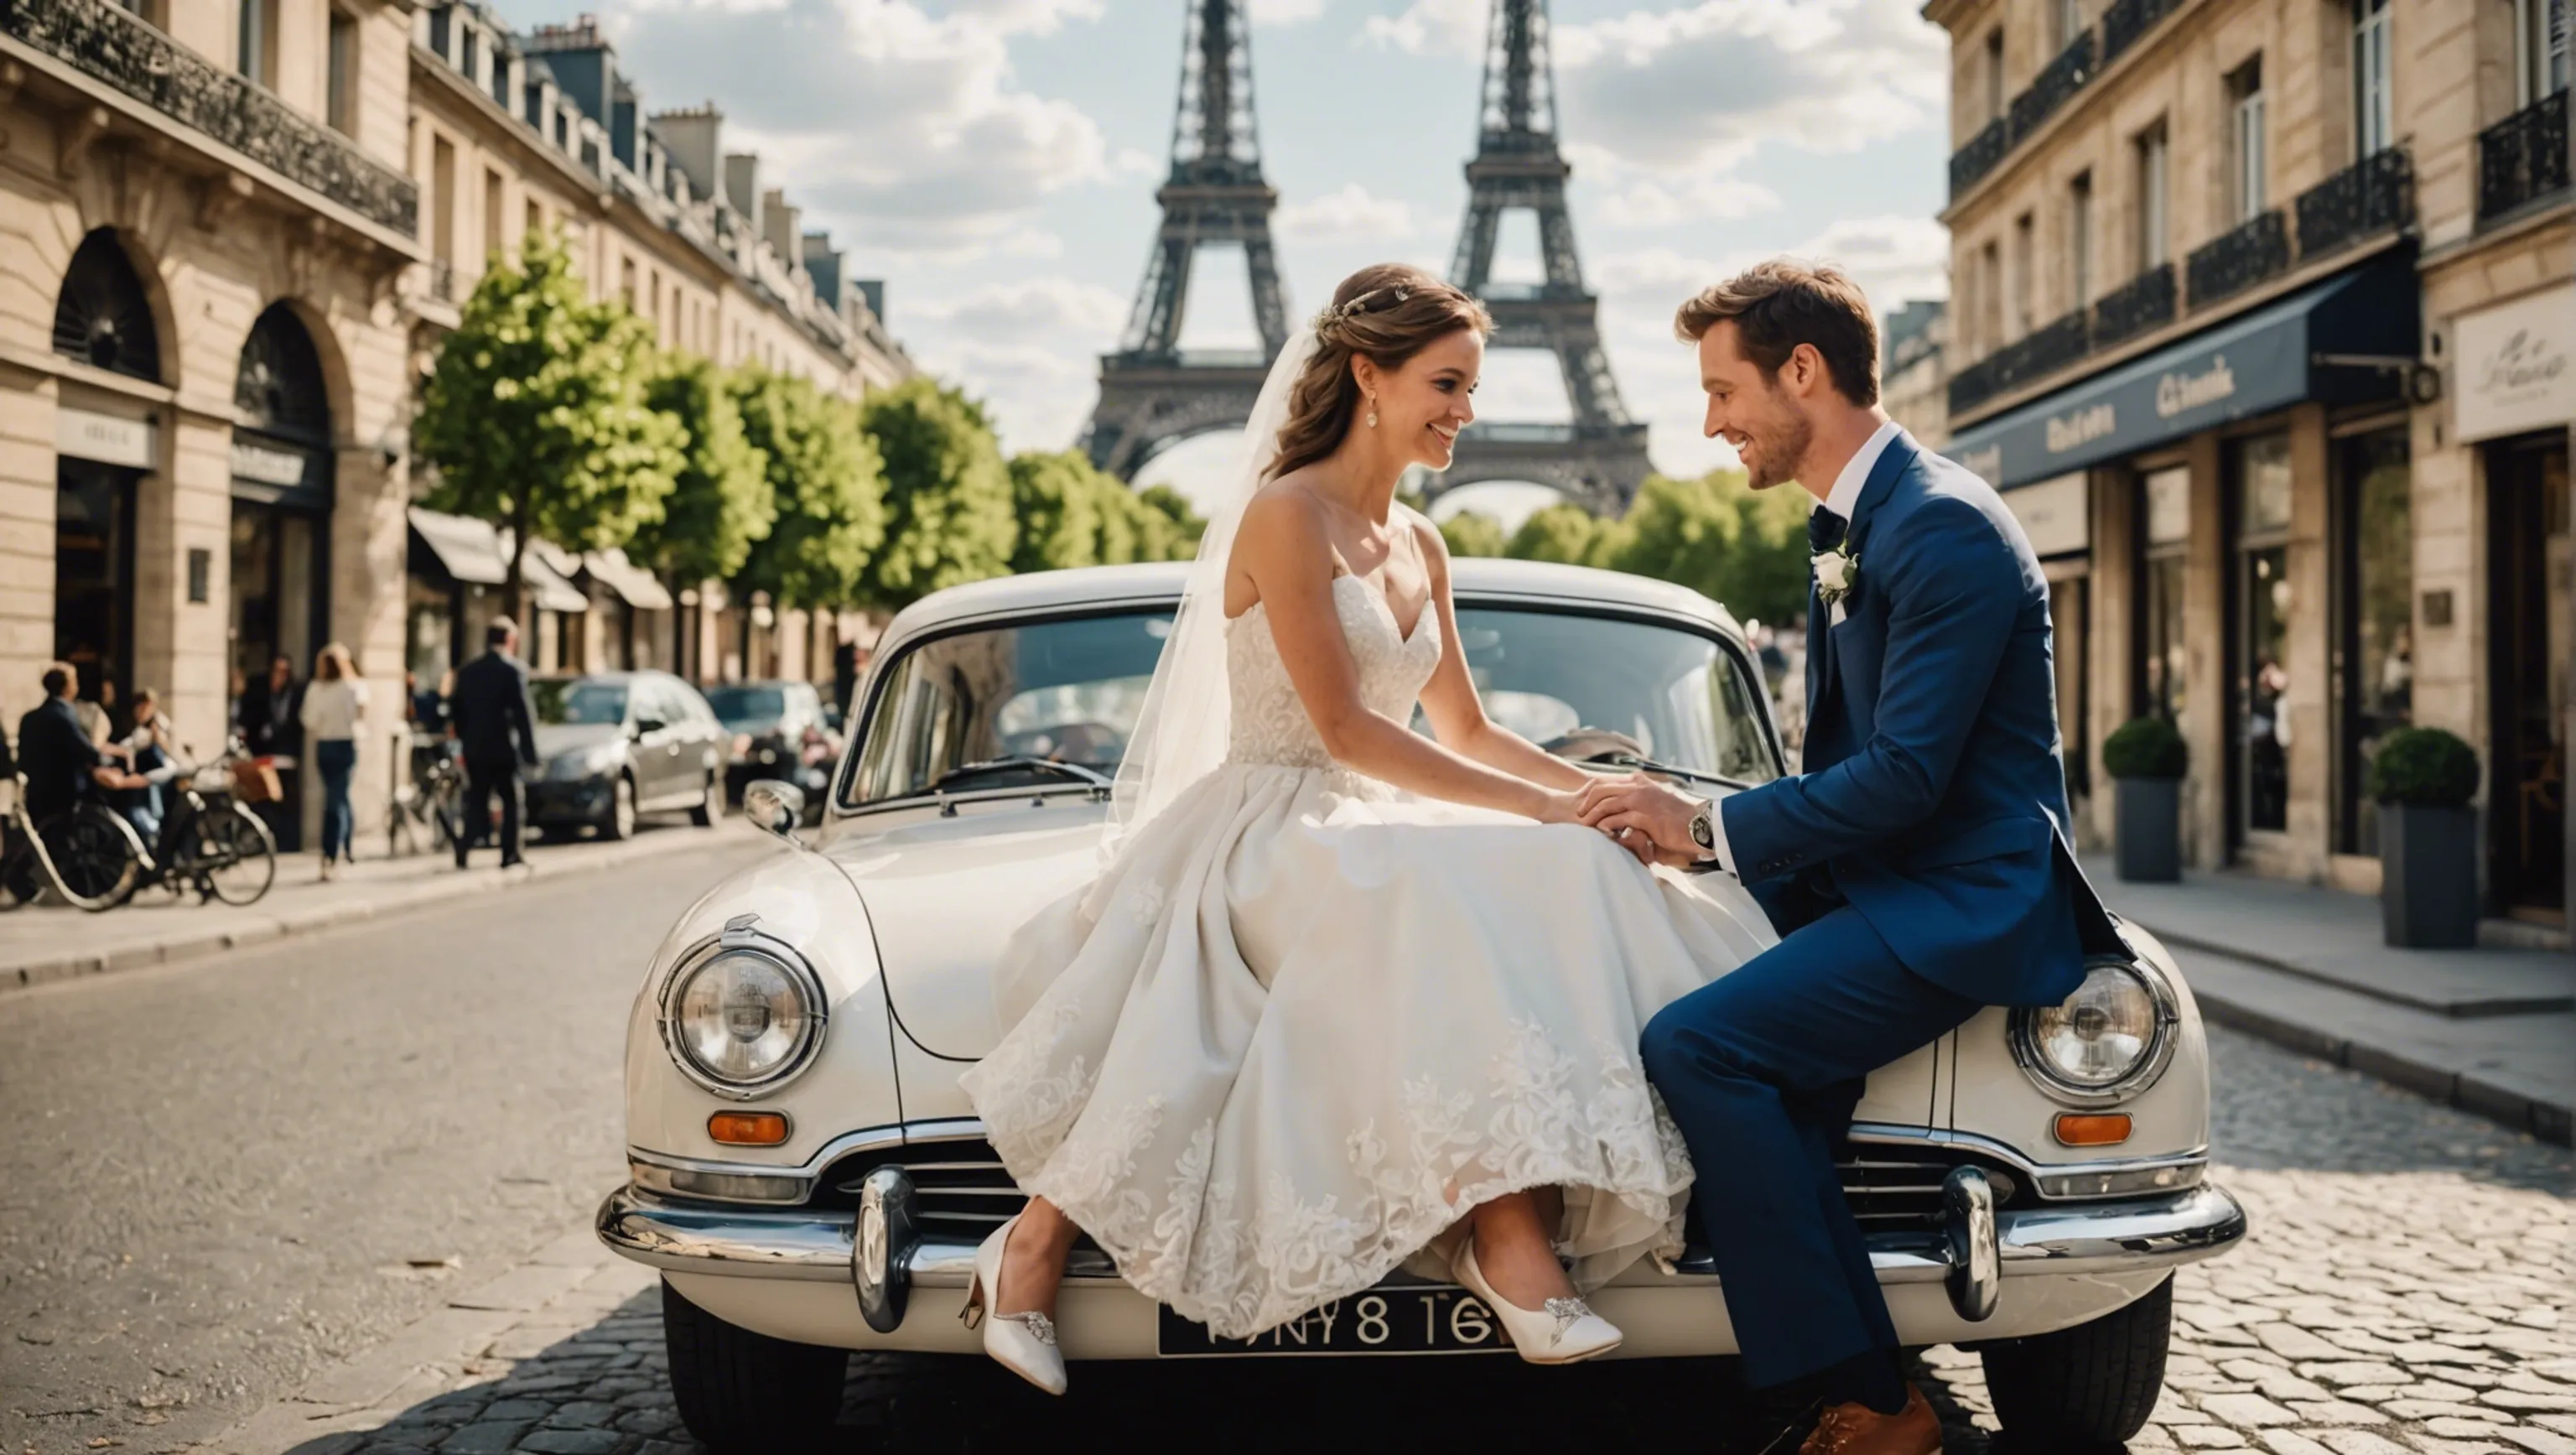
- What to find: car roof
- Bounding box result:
[879,559,1744,644]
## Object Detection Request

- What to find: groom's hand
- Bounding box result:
[1578,773,1707,861]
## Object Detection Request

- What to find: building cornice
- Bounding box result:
[2414,200,2574,278]
[408,42,609,205]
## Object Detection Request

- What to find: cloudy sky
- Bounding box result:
[501,0,1954,519]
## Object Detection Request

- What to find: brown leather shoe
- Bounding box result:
[1798,1384,1941,1455]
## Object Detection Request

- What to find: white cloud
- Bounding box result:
[1275,184,1420,244]
[1358,0,1485,55]
[1251,0,1329,25]
[901,277,1131,455]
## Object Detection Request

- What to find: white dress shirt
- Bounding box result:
[1698,418,1905,876]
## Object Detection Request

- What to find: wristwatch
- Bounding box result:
[1688,798,1718,861]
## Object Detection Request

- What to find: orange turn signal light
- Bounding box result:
[2053,1112,2132,1147]
[709,1111,792,1146]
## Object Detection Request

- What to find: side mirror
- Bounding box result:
[743,778,808,845]
[631,717,663,738]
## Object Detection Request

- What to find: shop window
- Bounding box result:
[52,230,162,382]
[55,462,137,713]
[2489,435,2569,919]
[2137,465,2191,730]
[2231,434,2295,840]
[2334,429,2411,855]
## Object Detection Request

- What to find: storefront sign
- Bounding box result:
[2003,471,2090,558]
[55,406,155,469]
[2455,283,2574,443]
[231,439,309,487]
[1945,257,2416,489]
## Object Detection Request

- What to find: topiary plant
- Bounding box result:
[2103,716,2188,780]
[2366,726,2480,808]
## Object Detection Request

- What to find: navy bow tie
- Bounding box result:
[1809,508,1848,555]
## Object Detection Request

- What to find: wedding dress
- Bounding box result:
[958,570,1779,1340]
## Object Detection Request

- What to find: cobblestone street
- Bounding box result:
[167,1025,2572,1455]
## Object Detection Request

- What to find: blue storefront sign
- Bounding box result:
[1945,254,2420,490]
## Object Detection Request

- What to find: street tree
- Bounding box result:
[415,232,684,621]
[1438,510,1508,559]
[734,369,886,610]
[1008,450,1202,572]
[860,379,1018,609]
[1505,501,1615,566]
[630,356,772,587]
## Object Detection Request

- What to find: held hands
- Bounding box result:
[1576,772,1708,869]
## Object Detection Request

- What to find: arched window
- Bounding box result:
[51,229,162,382]
[235,304,330,443]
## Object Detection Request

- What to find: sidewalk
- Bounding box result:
[1,818,764,995]
[2082,855,2575,1146]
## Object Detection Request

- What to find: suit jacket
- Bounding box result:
[449,651,540,770]
[241,676,304,756]
[1717,433,2118,1007]
[16,697,101,823]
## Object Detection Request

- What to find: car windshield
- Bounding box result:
[704,685,786,729]
[533,679,628,726]
[844,605,1777,808]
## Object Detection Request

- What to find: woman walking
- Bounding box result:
[300,644,367,881]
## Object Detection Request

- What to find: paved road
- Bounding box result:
[0,839,773,1455]
[4,860,2571,1454]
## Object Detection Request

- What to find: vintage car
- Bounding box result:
[596,559,2246,1452]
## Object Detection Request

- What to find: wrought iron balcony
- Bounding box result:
[2185,210,2288,309]
[2100,0,2180,65]
[2478,91,2571,224]
[1949,309,2092,415]
[2,0,419,236]
[2295,148,2415,260]
[1949,119,2008,198]
[2009,33,2096,143]
[2090,262,2177,350]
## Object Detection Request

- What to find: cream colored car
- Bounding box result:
[598,560,2245,1452]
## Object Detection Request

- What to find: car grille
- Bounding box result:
[818,1136,2023,1240]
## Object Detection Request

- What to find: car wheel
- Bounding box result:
[603,775,636,841]
[661,1279,847,1453]
[1981,1274,2172,1446]
[690,772,719,828]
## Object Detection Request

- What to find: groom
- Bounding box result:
[1582,262,2111,1455]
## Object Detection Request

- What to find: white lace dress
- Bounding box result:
[958,576,1779,1339]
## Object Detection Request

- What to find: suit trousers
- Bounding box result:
[459,758,526,867]
[1639,903,1981,1391]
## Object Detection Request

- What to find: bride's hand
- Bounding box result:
[1530,787,1586,825]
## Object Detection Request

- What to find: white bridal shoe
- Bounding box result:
[1453,1239,1624,1365]
[960,1213,1068,1395]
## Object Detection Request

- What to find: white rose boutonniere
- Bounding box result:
[1813,543,1861,616]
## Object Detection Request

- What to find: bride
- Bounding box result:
[956,263,1775,1391]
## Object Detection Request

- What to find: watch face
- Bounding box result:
[1690,813,1715,850]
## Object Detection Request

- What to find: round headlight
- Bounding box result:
[662,940,826,1096]
[2012,959,2178,1104]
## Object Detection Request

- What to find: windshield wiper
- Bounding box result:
[927,756,1114,796]
[1587,753,1753,794]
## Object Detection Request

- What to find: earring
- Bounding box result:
[1366,396,1379,429]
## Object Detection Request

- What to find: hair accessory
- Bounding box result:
[1312,284,1409,335]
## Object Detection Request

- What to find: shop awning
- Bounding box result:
[408,507,509,586]
[582,548,675,611]
[1943,253,2421,490]
[501,533,590,614]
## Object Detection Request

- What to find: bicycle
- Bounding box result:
[388,735,464,859]
[0,772,142,912]
[59,741,278,908]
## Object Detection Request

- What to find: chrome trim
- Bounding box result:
[853,1167,917,1333]
[595,1183,2249,1296]
[2008,954,2185,1108]
[622,1120,984,1207]
[653,917,830,1101]
[1941,1167,2000,1321]
[1846,1123,2209,1202]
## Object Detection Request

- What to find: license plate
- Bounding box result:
[1157,1287,1512,1356]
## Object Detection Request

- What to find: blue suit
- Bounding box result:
[1639,432,2116,1399]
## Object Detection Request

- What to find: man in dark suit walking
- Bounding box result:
[448,618,541,869]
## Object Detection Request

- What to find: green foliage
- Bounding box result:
[1007,451,1204,573]
[860,378,1019,610]
[2366,726,2480,808]
[734,370,886,610]
[1590,470,1813,629]
[1507,502,1617,566]
[2103,716,2189,780]
[631,356,771,585]
[414,232,684,618]
[1438,510,1508,559]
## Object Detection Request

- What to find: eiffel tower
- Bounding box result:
[1440,0,1650,515]
[1083,0,1291,481]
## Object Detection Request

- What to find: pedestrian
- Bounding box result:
[300,643,367,881]
[241,654,303,758]
[15,663,107,829]
[447,618,539,870]
[114,688,177,844]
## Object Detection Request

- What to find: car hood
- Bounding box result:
[536,723,621,760]
[820,800,1109,1061]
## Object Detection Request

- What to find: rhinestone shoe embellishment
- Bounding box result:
[1543,1297,1592,1342]
[997,1310,1057,1346]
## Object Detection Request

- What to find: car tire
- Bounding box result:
[603,774,636,841]
[1981,1274,2173,1447]
[661,1278,847,1453]
[690,772,719,828]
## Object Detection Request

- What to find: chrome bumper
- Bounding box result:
[597,1177,2247,1328]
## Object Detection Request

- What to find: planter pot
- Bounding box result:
[2115,777,2183,883]
[2380,802,2480,948]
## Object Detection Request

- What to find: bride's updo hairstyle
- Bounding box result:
[1268,263,1491,481]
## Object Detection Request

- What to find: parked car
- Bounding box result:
[527,672,725,840]
[595,561,2245,1452]
[705,679,836,818]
